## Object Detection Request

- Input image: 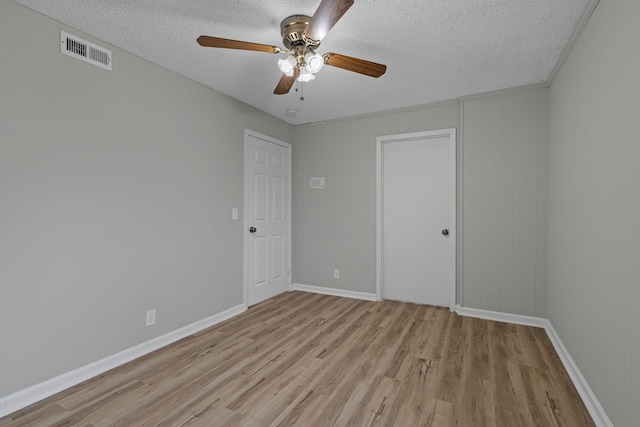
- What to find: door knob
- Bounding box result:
[442,229,449,236]
[249,227,257,233]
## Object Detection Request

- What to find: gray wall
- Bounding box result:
[9,3,630,424]
[462,88,549,317]
[0,1,292,397]
[548,0,639,425]
[291,103,459,294]
[291,90,549,319]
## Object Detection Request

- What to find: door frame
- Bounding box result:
[376,128,457,311]
[243,129,292,307]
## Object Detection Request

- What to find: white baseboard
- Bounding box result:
[455,305,613,427]
[543,321,613,427]
[292,283,377,301]
[0,303,247,419]
[1,300,612,427]
[455,305,549,328]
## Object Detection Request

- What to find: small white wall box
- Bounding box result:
[309,177,326,189]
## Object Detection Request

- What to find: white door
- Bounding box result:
[244,130,291,306]
[377,129,456,309]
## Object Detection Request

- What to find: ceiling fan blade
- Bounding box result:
[274,68,300,94]
[197,36,282,54]
[323,53,387,77]
[304,0,354,42]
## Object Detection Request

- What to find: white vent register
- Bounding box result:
[60,31,112,71]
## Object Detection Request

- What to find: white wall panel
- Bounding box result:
[461,88,549,317]
[292,90,547,319]
[292,103,460,294]
[549,0,640,425]
[460,99,485,307]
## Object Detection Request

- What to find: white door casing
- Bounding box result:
[376,129,456,310]
[244,130,291,306]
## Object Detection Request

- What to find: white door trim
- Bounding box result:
[243,129,292,307]
[376,128,457,311]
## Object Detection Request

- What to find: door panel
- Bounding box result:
[254,236,268,285]
[245,131,291,305]
[379,129,456,308]
[272,234,284,280]
[254,173,268,220]
[272,176,285,221]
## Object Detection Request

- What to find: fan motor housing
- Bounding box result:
[280,15,319,49]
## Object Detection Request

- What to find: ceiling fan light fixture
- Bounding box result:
[198,0,386,97]
[304,52,324,74]
[278,56,297,76]
[298,67,316,82]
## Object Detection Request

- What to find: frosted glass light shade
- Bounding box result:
[305,52,324,74]
[277,56,296,76]
[297,68,316,82]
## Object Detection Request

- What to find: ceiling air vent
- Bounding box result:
[60,30,112,71]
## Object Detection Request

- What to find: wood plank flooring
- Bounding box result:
[1,291,594,426]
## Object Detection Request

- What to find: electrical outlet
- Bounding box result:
[146,309,156,326]
[333,269,340,279]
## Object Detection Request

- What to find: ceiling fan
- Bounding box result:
[196,0,387,98]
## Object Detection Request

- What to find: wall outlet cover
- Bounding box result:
[146,309,156,326]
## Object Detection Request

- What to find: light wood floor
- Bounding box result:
[1,291,594,426]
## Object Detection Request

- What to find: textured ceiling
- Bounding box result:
[14,0,590,125]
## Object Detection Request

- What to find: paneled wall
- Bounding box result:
[292,103,460,294]
[461,88,549,317]
[548,0,640,424]
[292,88,549,318]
